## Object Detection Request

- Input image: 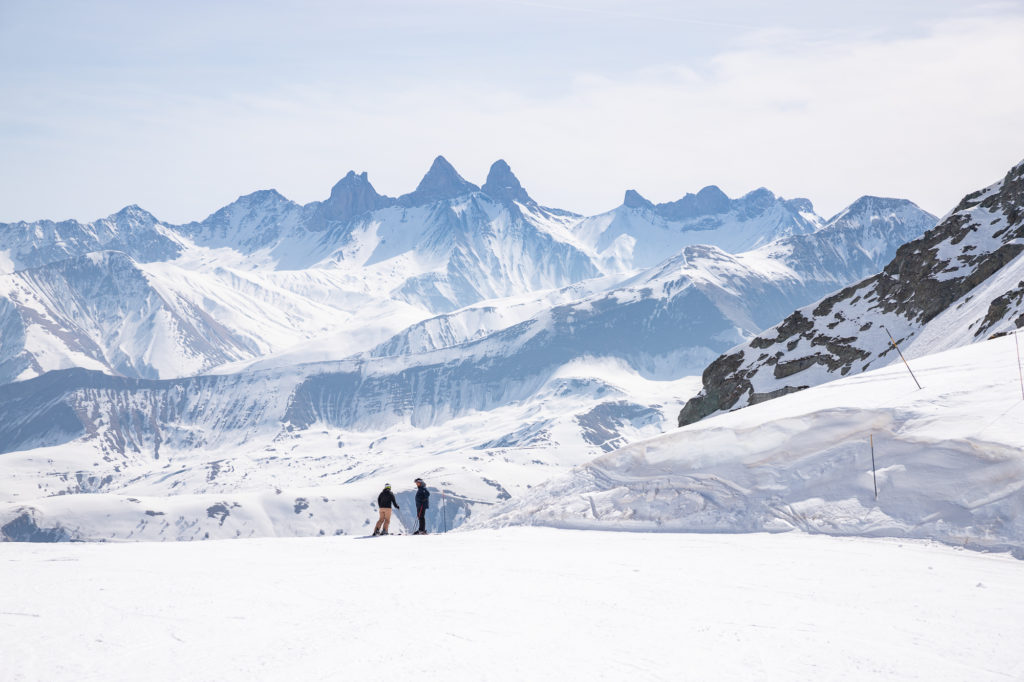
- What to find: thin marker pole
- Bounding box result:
[1015,330,1024,401]
[442,489,448,533]
[870,434,878,500]
[882,325,922,390]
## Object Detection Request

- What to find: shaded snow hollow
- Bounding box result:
[474,336,1024,557]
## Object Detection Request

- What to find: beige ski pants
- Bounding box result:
[374,508,393,533]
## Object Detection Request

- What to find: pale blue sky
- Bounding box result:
[2,0,1024,223]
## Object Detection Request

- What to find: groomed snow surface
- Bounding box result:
[2,528,1022,681]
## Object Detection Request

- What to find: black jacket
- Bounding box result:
[415,485,430,510]
[377,489,399,509]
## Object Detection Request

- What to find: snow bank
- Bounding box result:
[475,337,1024,557]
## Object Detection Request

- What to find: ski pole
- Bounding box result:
[870,434,878,500]
[1014,330,1024,401]
[882,325,921,389]
[442,489,447,533]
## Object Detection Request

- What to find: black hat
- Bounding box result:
[414,477,424,484]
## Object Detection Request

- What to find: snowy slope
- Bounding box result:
[0,252,258,383]
[3,528,1023,682]
[679,160,1024,425]
[477,336,1024,556]
[0,250,427,384]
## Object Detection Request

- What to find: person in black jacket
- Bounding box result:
[373,484,400,536]
[413,477,430,534]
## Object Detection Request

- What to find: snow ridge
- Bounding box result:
[477,337,1024,557]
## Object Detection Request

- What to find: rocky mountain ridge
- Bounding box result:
[678,158,1024,426]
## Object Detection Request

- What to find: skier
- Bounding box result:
[414,477,430,534]
[373,484,400,536]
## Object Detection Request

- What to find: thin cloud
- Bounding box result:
[2,9,1023,223]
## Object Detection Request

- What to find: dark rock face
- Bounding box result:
[656,185,732,221]
[676,351,749,425]
[311,171,395,228]
[206,503,235,525]
[978,281,1024,335]
[481,160,533,205]
[678,159,1024,426]
[1,512,75,542]
[576,401,661,452]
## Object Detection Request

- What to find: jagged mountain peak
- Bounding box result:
[198,188,301,227]
[329,170,373,193]
[578,182,825,272]
[109,204,159,224]
[236,188,289,204]
[695,184,731,203]
[623,189,654,209]
[655,185,732,221]
[313,169,394,227]
[737,187,777,214]
[820,196,935,234]
[481,159,533,205]
[784,197,815,214]
[839,195,920,215]
[398,155,479,207]
[621,185,731,218]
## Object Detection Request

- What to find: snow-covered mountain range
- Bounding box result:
[0,155,947,541]
[0,158,935,385]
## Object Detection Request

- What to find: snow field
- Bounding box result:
[2,528,1023,681]
[0,358,698,541]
